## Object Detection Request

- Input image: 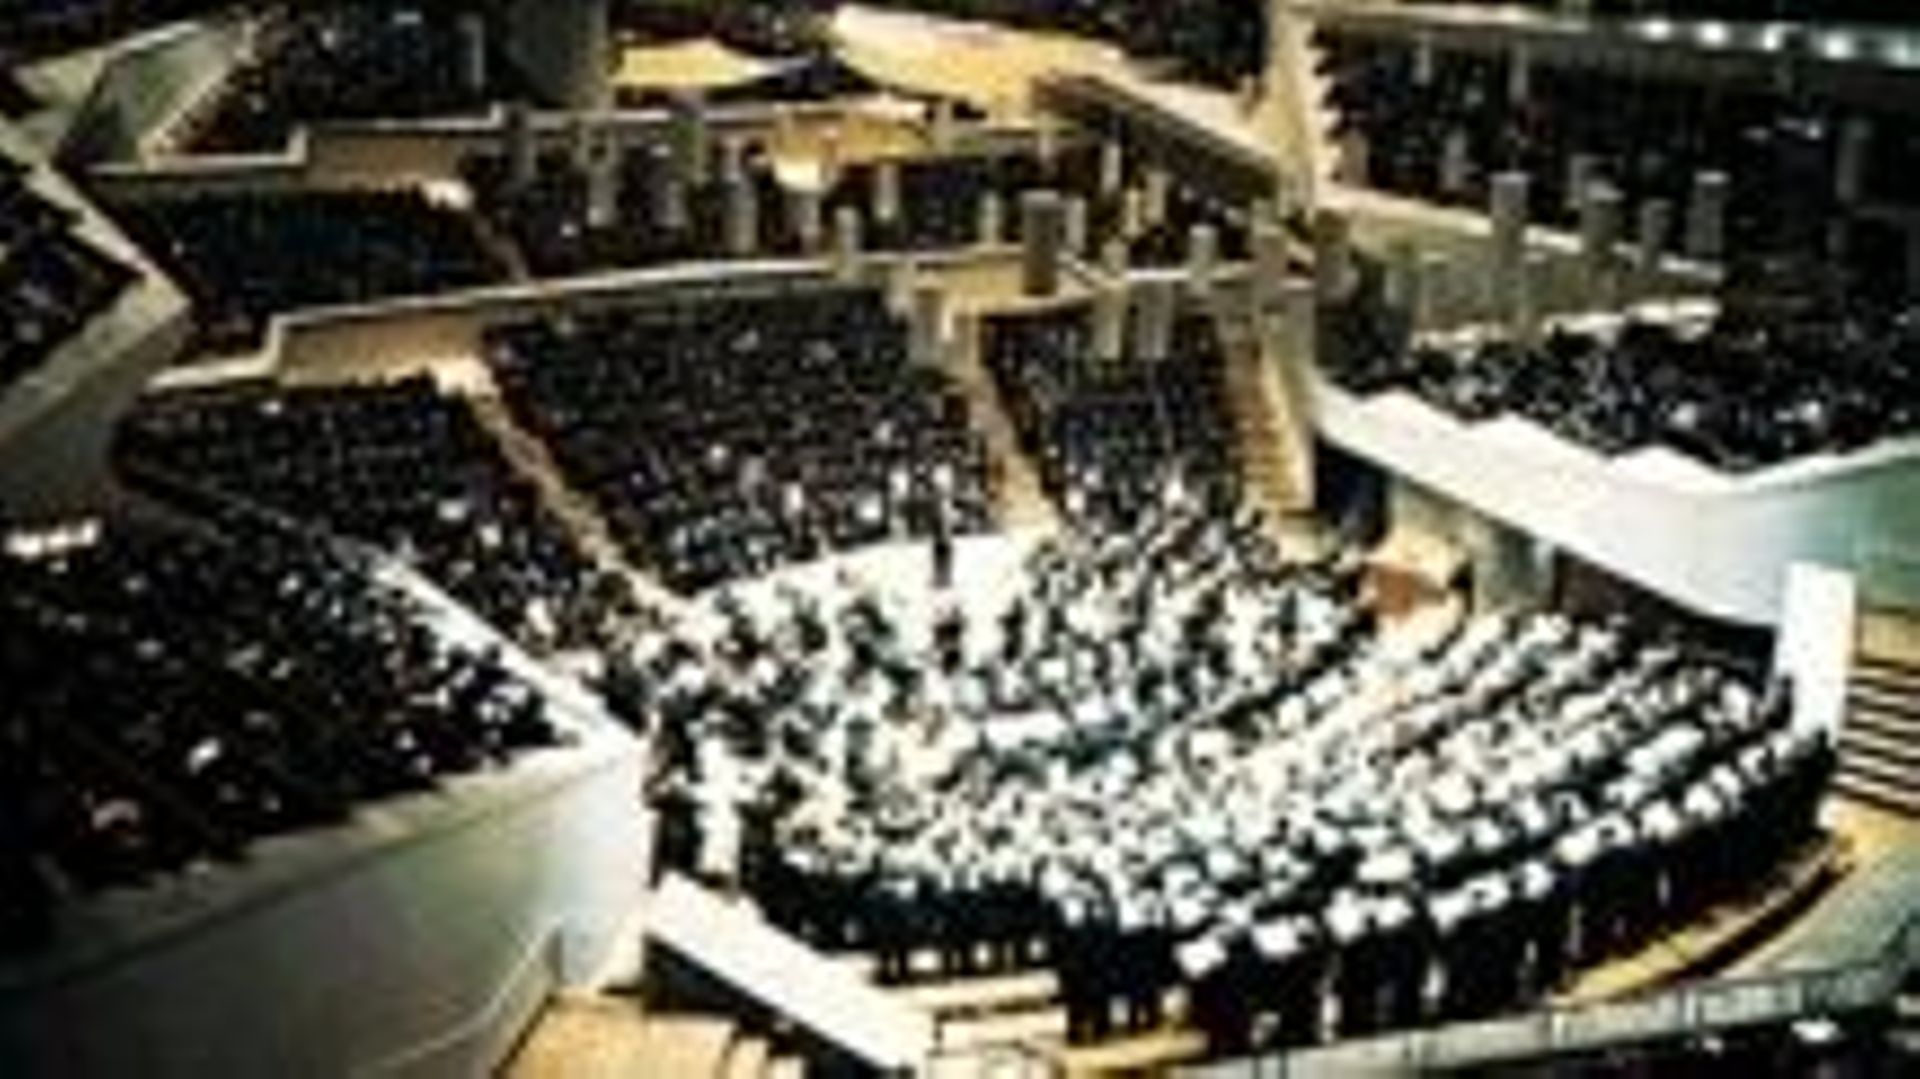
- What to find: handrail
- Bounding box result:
[646,872,937,1073]
[1195,902,1920,1075]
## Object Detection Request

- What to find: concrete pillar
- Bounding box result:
[586,136,621,230]
[1187,223,1220,299]
[724,174,758,256]
[671,93,710,188]
[1312,209,1358,305]
[1120,186,1147,240]
[1440,129,1473,198]
[1685,171,1729,264]
[1134,277,1178,363]
[1564,153,1597,219]
[1101,236,1129,279]
[791,187,824,253]
[1337,130,1371,188]
[1272,169,1304,224]
[1579,179,1623,304]
[458,13,488,97]
[1021,189,1064,297]
[1633,198,1673,294]
[1462,510,1553,614]
[1416,251,1450,331]
[1383,239,1420,315]
[1253,217,1292,311]
[505,100,536,190]
[1513,249,1549,347]
[656,170,689,232]
[819,126,844,190]
[948,309,981,376]
[1093,282,1128,363]
[929,99,956,152]
[717,135,744,186]
[886,258,916,317]
[1836,118,1872,206]
[1143,168,1171,227]
[977,189,1004,247]
[1508,44,1532,106]
[1279,275,1318,372]
[1099,141,1125,197]
[832,205,863,281]
[1489,171,1530,319]
[1036,122,1059,172]
[568,112,597,172]
[1063,195,1089,257]
[874,159,902,226]
[910,283,947,368]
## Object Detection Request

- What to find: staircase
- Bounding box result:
[1212,297,1313,523]
[635,873,1219,1077]
[460,375,691,617]
[1835,651,1920,818]
[941,308,1062,534]
[1891,988,1920,1062]
[1256,0,1341,202]
[503,991,808,1079]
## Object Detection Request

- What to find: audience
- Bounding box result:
[988,303,1241,524]
[0,0,227,60]
[0,153,134,396]
[627,492,1828,1052]
[483,287,996,593]
[114,375,631,653]
[109,189,506,355]
[1316,30,1915,300]
[1321,300,1920,472]
[0,514,567,953]
[188,5,531,154]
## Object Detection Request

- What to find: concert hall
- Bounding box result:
[3,2,1920,1075]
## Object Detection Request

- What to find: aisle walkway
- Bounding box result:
[1734,799,1920,977]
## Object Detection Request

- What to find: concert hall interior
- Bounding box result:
[8,2,1920,1076]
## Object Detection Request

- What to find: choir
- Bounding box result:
[632,491,1830,1051]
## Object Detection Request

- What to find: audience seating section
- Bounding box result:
[483,288,996,593]
[115,375,626,652]
[0,515,566,953]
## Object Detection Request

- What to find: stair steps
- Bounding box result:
[937,1006,1069,1052]
[1838,648,1920,819]
[465,386,688,616]
[721,1031,772,1079]
[894,971,1060,1018]
[502,993,677,1079]
[1211,300,1312,522]
[939,306,1061,534]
